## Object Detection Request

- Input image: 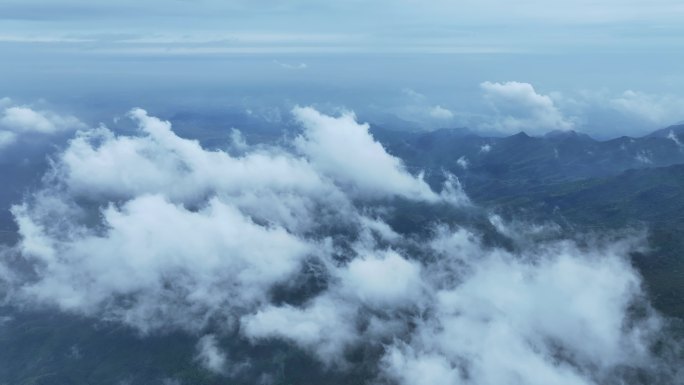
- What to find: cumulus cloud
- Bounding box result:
[541,88,684,137]
[384,235,658,385]
[429,105,454,120]
[338,250,423,307]
[242,295,360,365]
[480,81,575,135]
[12,194,314,331]
[58,109,336,209]
[293,106,445,201]
[0,106,680,384]
[242,249,425,365]
[4,106,463,331]
[0,101,84,150]
[1,106,83,134]
[243,223,675,384]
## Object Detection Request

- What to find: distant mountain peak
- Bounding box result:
[645,123,684,139]
[510,131,530,139]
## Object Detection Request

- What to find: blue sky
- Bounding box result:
[1,0,684,137]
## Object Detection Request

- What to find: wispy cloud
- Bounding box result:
[609,90,684,125]
[0,34,95,43]
[273,60,308,70]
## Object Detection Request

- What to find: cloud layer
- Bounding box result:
[4,107,462,331]
[0,107,680,384]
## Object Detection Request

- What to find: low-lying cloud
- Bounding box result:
[428,105,454,120]
[0,98,84,150]
[480,81,575,135]
[4,107,463,330]
[0,106,681,384]
[609,90,684,126]
[195,334,229,374]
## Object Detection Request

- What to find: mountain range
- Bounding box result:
[372,123,684,319]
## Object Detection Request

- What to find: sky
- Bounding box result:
[1,0,684,137]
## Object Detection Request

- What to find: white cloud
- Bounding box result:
[428,105,454,120]
[382,347,461,385]
[229,128,249,151]
[609,90,684,126]
[635,150,653,164]
[242,249,424,364]
[292,106,445,201]
[12,194,314,332]
[338,250,423,307]
[57,109,347,232]
[5,106,464,333]
[526,88,684,137]
[243,224,668,384]
[456,156,469,169]
[668,130,682,147]
[0,131,17,149]
[1,106,83,134]
[381,231,661,385]
[480,81,574,135]
[0,102,85,150]
[480,144,492,153]
[0,106,678,384]
[242,296,359,365]
[195,335,228,374]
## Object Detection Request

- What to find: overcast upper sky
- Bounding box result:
[2,0,684,52]
[1,0,684,137]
